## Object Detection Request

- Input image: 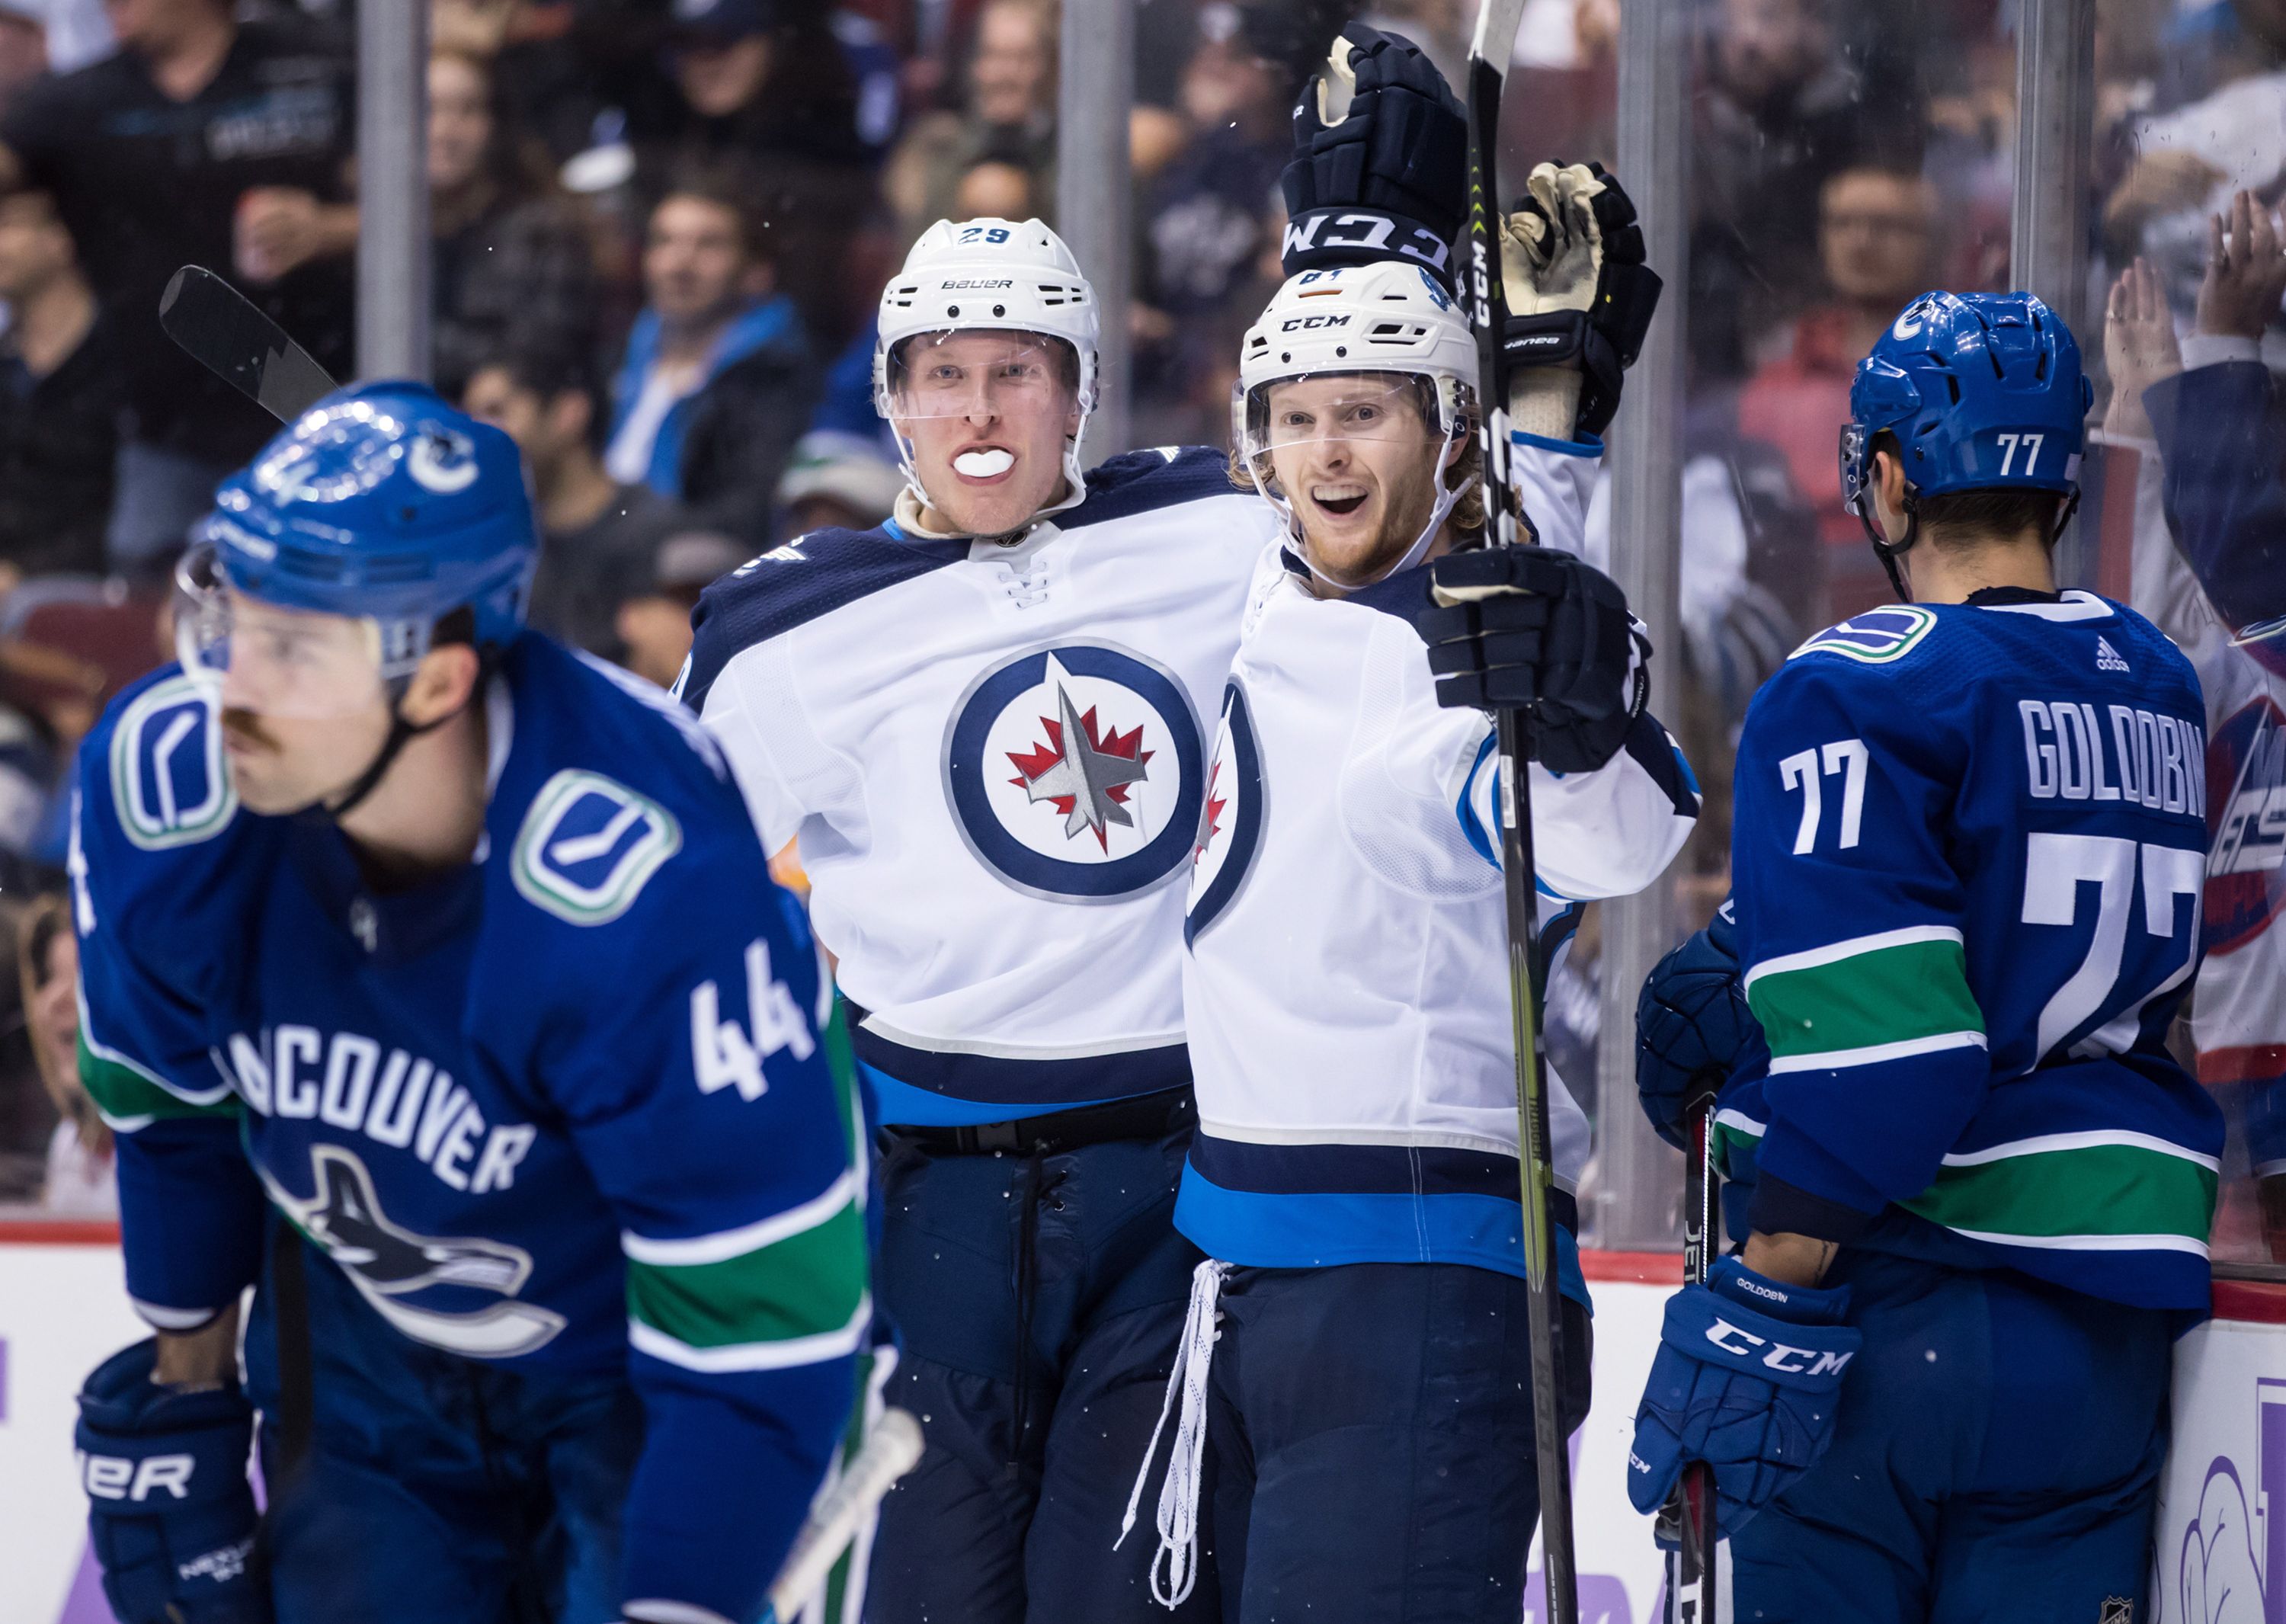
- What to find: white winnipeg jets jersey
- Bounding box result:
[1178,435,1700,1290]
[684,447,1281,1126]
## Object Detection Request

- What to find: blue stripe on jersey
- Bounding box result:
[1176,1134,1589,1307]
[1057,444,1242,531]
[851,1015,1191,1124]
[680,527,969,713]
[1626,710,1701,813]
[1508,428,1602,458]
[860,1066,1129,1126]
[681,446,1244,713]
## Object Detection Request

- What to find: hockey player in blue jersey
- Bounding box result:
[69,383,867,1624]
[679,27,1467,1621]
[1628,292,2224,1622]
[1121,165,1694,1618]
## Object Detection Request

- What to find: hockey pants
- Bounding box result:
[865,1121,1214,1622]
[1726,1249,2172,1624]
[244,1225,644,1624]
[1193,1260,1591,1624]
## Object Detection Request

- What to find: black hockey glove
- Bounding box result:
[1281,24,1467,288]
[76,1337,267,1624]
[1414,546,1647,774]
[1499,162,1663,437]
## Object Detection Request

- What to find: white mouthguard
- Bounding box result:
[954,448,1017,478]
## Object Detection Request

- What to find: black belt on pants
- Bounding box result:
[894,1085,1196,1155]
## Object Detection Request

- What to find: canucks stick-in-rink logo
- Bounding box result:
[1186,679,1264,943]
[944,643,1204,901]
[110,674,236,851]
[258,1145,566,1357]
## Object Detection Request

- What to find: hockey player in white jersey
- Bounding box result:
[680,215,1269,1619]
[680,31,1485,1618]
[1120,165,1695,1618]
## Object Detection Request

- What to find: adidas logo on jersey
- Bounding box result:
[2096,636,2130,673]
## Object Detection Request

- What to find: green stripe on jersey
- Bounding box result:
[1747,932,1982,1068]
[78,1035,239,1130]
[1901,1139,2218,1251]
[626,1193,867,1353]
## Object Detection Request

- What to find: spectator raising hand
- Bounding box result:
[2102,257,2182,441]
[2198,187,2286,342]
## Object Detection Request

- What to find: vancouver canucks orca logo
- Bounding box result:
[261,1144,566,1358]
[1186,679,1265,944]
[943,642,1205,902]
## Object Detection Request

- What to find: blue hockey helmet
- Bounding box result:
[1839,292,2092,594]
[192,381,538,671]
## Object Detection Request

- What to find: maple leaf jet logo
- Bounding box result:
[1007,654,1152,850]
[1196,760,1228,862]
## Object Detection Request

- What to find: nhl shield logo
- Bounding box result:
[1186,678,1265,944]
[944,642,1205,902]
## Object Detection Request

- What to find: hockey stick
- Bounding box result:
[1461,2,1579,1620]
[159,264,339,422]
[765,1406,924,1618]
[1660,1094,1721,1622]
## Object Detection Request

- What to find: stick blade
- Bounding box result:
[1468,0,1529,66]
[159,265,339,423]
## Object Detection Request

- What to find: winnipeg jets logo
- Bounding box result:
[944,643,1205,902]
[1186,678,1263,943]
[1006,656,1154,850]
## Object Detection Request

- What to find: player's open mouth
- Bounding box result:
[1310,482,1371,518]
[953,446,1017,482]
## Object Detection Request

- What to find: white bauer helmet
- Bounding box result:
[1234,260,1480,588]
[873,216,1101,522]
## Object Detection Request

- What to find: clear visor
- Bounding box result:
[175,546,395,721]
[1239,372,1438,461]
[882,333,1077,423]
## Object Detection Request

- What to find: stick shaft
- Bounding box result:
[1462,6,1580,1616]
[1666,1100,1720,1621]
[767,1408,924,1617]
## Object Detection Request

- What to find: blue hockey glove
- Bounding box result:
[1282,24,1466,286]
[1414,546,1647,772]
[1635,910,1766,1152]
[1627,1257,1860,1536]
[76,1337,267,1624]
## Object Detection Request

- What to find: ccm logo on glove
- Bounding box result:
[81,1451,197,1501]
[1702,1318,1856,1377]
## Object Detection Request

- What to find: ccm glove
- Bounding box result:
[1627,1257,1860,1536]
[1416,546,1647,772]
[1635,908,1767,1152]
[1499,162,1663,437]
[76,1337,267,1624]
[1281,24,1466,286]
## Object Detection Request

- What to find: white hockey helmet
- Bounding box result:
[1233,260,1481,585]
[873,216,1101,515]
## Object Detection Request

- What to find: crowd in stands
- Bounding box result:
[0,0,2277,1259]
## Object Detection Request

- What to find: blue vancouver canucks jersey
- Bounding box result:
[72,636,866,1620]
[1724,590,2225,1312]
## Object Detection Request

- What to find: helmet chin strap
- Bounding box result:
[890,428,1091,543]
[1858,492,1919,605]
[1260,431,1472,592]
[318,651,495,822]
[318,697,452,822]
